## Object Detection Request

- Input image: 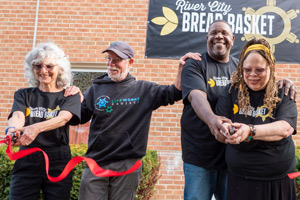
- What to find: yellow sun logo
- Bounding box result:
[242,0,299,53]
[256,105,273,122]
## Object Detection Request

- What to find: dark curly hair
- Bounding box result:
[230,38,281,118]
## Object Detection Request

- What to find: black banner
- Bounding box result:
[145,0,300,63]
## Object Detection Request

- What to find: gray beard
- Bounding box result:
[108,70,127,82]
[212,48,227,56]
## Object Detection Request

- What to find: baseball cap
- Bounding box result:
[102,41,134,59]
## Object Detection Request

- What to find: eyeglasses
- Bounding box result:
[242,67,268,75]
[105,56,125,64]
[32,64,57,71]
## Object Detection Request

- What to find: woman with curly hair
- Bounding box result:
[216,38,297,200]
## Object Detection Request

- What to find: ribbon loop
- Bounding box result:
[0,135,141,182]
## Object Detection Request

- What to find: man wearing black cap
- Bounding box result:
[68,41,184,200]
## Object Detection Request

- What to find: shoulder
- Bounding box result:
[276,86,297,109]
[136,80,159,88]
[277,86,294,102]
[277,86,289,100]
[229,56,239,66]
[183,53,208,74]
[17,87,36,92]
[15,87,37,95]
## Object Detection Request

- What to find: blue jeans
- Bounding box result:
[184,163,228,200]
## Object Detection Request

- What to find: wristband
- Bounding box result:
[5,126,15,135]
[246,124,256,141]
[244,124,256,142]
[249,124,256,138]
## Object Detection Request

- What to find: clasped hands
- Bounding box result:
[219,122,252,144]
[209,116,250,144]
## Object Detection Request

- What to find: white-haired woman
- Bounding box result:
[6,42,81,200]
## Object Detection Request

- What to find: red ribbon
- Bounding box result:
[288,172,300,179]
[0,135,142,182]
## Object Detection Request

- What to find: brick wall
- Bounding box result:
[0,1,299,199]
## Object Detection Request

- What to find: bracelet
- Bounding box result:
[249,124,256,137]
[247,124,256,141]
[244,124,256,142]
[5,126,16,135]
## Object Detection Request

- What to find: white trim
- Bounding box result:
[32,0,40,49]
[71,68,106,73]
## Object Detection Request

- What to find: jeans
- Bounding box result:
[184,162,228,200]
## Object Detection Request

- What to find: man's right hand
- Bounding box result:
[179,52,202,66]
[64,86,84,102]
[207,115,230,143]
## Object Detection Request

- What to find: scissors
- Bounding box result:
[0,132,19,143]
[230,127,235,135]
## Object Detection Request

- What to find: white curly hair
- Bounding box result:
[24,42,71,88]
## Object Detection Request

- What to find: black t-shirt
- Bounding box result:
[216,85,297,180]
[9,87,81,148]
[181,52,238,169]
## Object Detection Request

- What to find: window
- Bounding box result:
[71,62,106,91]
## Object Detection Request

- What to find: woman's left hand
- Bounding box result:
[13,125,40,146]
[225,123,250,144]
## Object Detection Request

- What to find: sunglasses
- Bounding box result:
[32,64,57,71]
[242,67,268,75]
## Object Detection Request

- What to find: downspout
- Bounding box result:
[32,0,40,49]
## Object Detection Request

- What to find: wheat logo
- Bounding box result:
[151,7,178,36]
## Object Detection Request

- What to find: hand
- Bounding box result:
[207,115,230,143]
[220,122,232,137]
[225,123,250,144]
[277,78,297,101]
[179,52,202,66]
[64,86,84,102]
[14,125,40,147]
[6,127,19,145]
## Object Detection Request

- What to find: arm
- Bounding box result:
[253,120,294,141]
[175,52,202,90]
[174,60,183,91]
[188,89,229,142]
[14,110,73,146]
[227,120,294,143]
[6,111,26,143]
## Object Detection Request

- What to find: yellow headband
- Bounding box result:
[244,44,274,61]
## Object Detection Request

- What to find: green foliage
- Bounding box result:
[0,144,160,200]
[136,149,161,200]
[295,146,300,199]
[69,144,88,200]
[0,145,17,199]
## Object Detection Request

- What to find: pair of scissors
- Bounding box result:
[0,132,19,143]
[230,127,235,135]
